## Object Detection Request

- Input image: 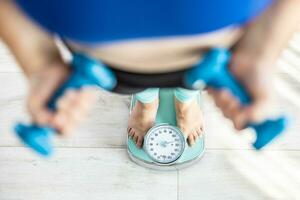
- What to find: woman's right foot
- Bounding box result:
[127,98,159,148]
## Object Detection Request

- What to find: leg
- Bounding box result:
[128,88,159,148]
[135,88,159,104]
[174,88,204,146]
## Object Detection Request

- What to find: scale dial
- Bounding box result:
[144,124,185,164]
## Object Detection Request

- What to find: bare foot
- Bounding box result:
[128,98,159,148]
[175,97,204,146]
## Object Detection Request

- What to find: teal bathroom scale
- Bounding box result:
[127,88,205,170]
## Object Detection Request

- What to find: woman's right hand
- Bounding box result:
[27,63,98,136]
[0,0,98,136]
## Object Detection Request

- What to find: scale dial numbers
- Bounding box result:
[144,125,185,164]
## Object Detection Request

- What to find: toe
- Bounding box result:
[127,127,132,134]
[193,131,199,142]
[200,125,204,132]
[133,134,138,144]
[195,128,201,136]
[196,127,203,137]
[136,136,143,148]
[128,128,134,137]
[129,128,135,136]
[187,134,195,146]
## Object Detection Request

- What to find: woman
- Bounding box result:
[0,0,299,147]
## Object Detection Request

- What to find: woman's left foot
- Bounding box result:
[175,97,204,146]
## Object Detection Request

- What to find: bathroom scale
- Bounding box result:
[127,88,205,170]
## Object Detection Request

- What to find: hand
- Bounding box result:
[27,62,98,136]
[206,0,300,131]
[0,1,98,136]
[207,51,274,130]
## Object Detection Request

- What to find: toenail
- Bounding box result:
[130,129,135,135]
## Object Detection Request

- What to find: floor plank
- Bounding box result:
[0,73,27,101]
[0,147,177,200]
[178,150,300,200]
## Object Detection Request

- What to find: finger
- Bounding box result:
[223,97,242,119]
[59,89,97,114]
[27,91,54,125]
[213,89,240,119]
[52,110,84,137]
[214,89,233,109]
[52,99,81,135]
[224,97,240,113]
[232,110,248,130]
[56,89,77,110]
[57,89,97,134]
[60,121,76,136]
[56,90,96,125]
[208,87,249,130]
[79,87,98,102]
[232,96,270,131]
[51,112,68,133]
[207,88,218,100]
[55,97,80,127]
[76,89,98,113]
[28,104,52,125]
[244,100,270,124]
[28,65,69,124]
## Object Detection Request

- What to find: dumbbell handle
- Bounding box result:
[48,73,93,111]
[209,66,251,104]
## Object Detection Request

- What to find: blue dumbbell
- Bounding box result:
[184,48,287,149]
[14,53,117,156]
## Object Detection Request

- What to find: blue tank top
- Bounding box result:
[16,0,272,43]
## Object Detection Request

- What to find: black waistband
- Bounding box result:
[110,67,188,94]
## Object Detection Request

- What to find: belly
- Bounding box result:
[68,26,242,73]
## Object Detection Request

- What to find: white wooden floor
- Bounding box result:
[1,32,300,200]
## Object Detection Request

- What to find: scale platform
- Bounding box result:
[127,88,205,170]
